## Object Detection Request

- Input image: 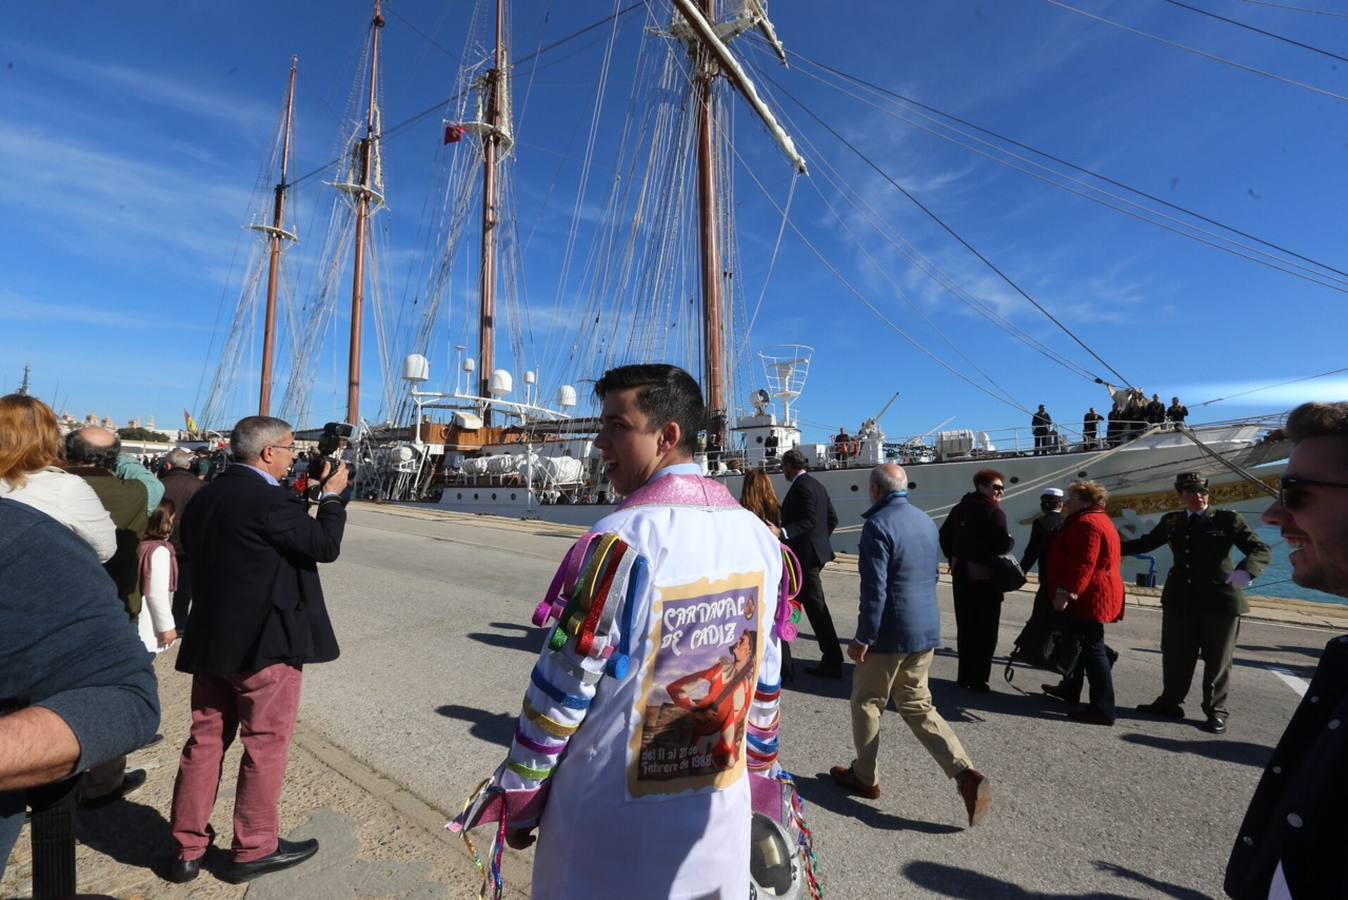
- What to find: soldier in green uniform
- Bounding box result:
[1120,472,1271,734]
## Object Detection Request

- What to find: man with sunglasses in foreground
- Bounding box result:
[1121,471,1271,734]
[1226,401,1348,900]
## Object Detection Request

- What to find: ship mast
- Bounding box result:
[477,0,507,425]
[347,2,384,426]
[694,0,727,449]
[257,55,298,417]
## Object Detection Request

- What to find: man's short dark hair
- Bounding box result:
[65,429,121,471]
[594,364,704,456]
[780,448,808,472]
[1285,402,1348,446]
[230,416,292,464]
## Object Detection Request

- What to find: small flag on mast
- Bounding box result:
[184,409,199,435]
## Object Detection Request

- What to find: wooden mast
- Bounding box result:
[694,0,727,448]
[477,0,506,425]
[346,2,384,426]
[258,55,298,417]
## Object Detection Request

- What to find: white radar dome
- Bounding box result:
[401,354,430,383]
[524,370,537,385]
[489,369,513,398]
[463,357,476,374]
[556,384,577,409]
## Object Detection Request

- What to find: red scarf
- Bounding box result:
[137,539,178,595]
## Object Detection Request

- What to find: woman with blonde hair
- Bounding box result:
[137,498,179,652]
[0,393,115,561]
[1045,479,1125,726]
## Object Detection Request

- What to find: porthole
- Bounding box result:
[1009,476,1020,484]
[474,493,479,500]
[755,435,764,444]
[511,493,517,501]
[908,482,917,490]
[850,484,859,492]
[457,493,463,500]
[1078,471,1088,478]
[491,493,497,500]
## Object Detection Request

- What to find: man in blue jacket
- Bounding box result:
[829,464,991,827]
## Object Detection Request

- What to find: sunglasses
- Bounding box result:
[1278,475,1348,511]
[990,484,1005,493]
[1177,486,1208,496]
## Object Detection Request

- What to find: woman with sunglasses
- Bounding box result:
[1120,471,1271,734]
[939,468,1013,692]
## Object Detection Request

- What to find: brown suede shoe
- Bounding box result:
[829,765,880,799]
[956,768,991,827]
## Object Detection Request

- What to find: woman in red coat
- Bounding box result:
[1045,480,1125,725]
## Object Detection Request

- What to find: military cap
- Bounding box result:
[1041,487,1064,498]
[1174,472,1209,492]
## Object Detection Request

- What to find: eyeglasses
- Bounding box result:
[268,443,298,454]
[1278,475,1348,511]
[1178,486,1209,496]
[990,484,1005,493]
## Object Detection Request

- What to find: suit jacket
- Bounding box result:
[158,467,203,555]
[176,465,345,677]
[780,471,837,570]
[69,466,148,620]
[855,493,942,654]
[1120,507,1271,617]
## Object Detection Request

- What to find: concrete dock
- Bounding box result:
[4,502,1339,899]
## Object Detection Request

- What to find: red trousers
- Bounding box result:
[169,663,303,863]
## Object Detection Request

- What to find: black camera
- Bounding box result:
[309,422,354,484]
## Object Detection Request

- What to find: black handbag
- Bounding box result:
[1006,610,1083,681]
[992,554,1027,593]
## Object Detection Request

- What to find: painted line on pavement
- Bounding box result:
[1266,665,1309,697]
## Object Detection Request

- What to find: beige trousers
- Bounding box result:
[850,648,972,787]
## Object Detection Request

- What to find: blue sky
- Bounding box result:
[4,1,1348,443]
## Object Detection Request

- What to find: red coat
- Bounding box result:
[1046,506,1124,624]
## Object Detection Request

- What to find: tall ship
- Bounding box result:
[196,1,1302,583]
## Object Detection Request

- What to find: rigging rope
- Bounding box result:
[764,71,1136,388]
[774,44,1348,286]
[1239,0,1348,18]
[1194,366,1348,408]
[1041,0,1348,104]
[765,50,1348,295]
[1163,0,1348,63]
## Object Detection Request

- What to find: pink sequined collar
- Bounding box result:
[617,474,741,511]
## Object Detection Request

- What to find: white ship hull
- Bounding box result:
[417,424,1286,586]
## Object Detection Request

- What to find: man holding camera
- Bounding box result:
[167,416,348,884]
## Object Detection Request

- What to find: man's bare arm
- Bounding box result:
[0,707,81,792]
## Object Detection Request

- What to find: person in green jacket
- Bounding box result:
[1120,472,1272,734]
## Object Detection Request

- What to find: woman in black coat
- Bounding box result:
[939,468,1013,691]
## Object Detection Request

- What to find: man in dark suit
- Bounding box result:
[167,416,348,885]
[774,448,842,677]
[1121,472,1271,734]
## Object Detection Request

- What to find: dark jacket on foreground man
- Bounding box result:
[0,499,160,875]
[177,465,345,677]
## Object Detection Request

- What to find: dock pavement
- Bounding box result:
[4,502,1342,899]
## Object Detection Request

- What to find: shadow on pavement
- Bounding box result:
[929,679,1069,725]
[1121,732,1272,768]
[1238,643,1326,661]
[465,621,547,654]
[902,859,1211,899]
[436,704,516,748]
[75,796,212,883]
[792,773,961,835]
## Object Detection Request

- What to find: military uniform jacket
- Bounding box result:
[1120,508,1271,616]
[1225,635,1348,900]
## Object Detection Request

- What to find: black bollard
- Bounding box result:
[28,776,78,899]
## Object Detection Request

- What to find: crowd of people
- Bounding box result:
[1035,391,1192,452]
[3,379,1347,900]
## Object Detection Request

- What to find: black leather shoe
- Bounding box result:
[1068,707,1115,726]
[1137,700,1185,719]
[227,838,319,882]
[168,856,201,884]
[84,769,148,807]
[804,664,842,679]
[1203,716,1227,735]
